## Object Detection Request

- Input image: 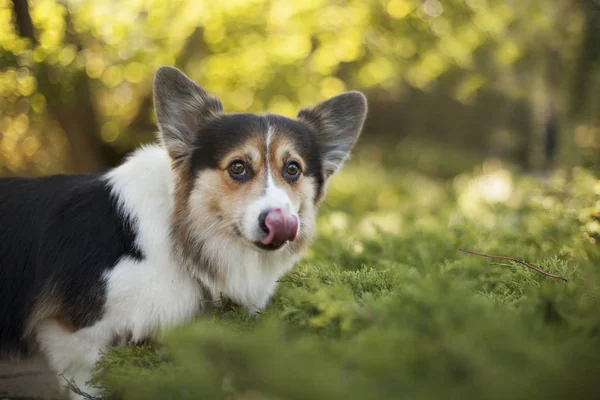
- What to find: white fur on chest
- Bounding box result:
[199,236,299,312]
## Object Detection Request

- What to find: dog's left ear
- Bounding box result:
[297,91,367,178]
[153,66,223,167]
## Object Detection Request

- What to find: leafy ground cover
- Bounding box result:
[90,144,600,400]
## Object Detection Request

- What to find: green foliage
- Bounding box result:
[92,158,600,400]
[90,345,173,400]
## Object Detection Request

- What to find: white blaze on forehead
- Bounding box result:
[265,125,274,171]
[240,126,299,242]
[266,125,273,150]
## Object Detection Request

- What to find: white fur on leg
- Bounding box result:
[37,320,106,400]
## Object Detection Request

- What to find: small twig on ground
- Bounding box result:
[59,374,102,400]
[458,248,568,282]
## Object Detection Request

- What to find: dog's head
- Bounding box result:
[153,66,366,258]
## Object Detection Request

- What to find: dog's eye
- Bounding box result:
[284,161,301,181]
[228,161,247,178]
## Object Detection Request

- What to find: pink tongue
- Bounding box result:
[261,209,299,246]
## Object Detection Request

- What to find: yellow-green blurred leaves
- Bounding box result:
[16,77,36,98]
[0,1,27,53]
[30,93,46,113]
[320,76,346,98]
[268,34,312,64]
[102,65,123,88]
[455,74,485,103]
[123,62,147,84]
[359,57,395,88]
[386,0,415,20]
[0,0,583,175]
[58,45,77,66]
[495,41,521,67]
[31,0,66,50]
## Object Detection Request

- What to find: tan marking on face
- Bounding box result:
[289,175,317,253]
[169,155,228,283]
[170,159,196,250]
[218,135,265,171]
[193,167,266,228]
[267,134,306,210]
[201,131,268,221]
[270,136,307,173]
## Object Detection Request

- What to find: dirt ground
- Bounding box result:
[0,354,63,400]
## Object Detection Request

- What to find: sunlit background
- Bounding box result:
[1,0,598,178]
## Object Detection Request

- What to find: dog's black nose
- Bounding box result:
[258,209,271,234]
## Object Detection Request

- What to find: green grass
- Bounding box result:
[91,151,600,400]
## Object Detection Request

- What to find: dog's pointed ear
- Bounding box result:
[153,66,223,166]
[297,91,367,178]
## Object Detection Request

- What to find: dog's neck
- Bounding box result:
[170,217,301,312]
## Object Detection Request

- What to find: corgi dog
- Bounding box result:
[0,66,367,398]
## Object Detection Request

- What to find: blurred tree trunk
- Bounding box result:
[12,0,121,172]
[570,0,600,118]
[124,27,206,141]
[11,0,34,39]
[511,100,533,170]
[543,44,564,170]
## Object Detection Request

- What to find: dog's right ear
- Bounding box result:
[153,66,223,167]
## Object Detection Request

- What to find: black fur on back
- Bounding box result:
[0,173,143,358]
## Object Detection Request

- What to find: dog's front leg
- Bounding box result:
[36,319,107,400]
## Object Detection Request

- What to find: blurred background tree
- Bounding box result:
[0,0,598,176]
